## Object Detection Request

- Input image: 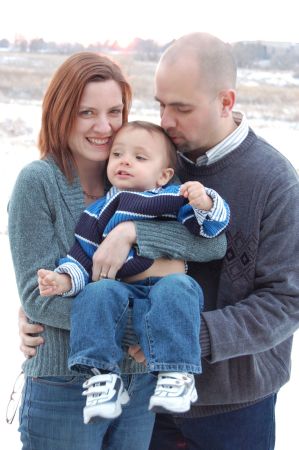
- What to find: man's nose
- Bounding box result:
[160,107,176,130]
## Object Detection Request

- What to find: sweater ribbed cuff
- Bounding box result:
[135,220,227,262]
[200,316,212,358]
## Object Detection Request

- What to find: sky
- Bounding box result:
[2,0,299,47]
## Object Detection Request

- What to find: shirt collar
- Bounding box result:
[179,111,249,167]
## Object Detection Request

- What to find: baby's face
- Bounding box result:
[107,127,172,191]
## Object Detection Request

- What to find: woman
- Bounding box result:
[9,52,226,450]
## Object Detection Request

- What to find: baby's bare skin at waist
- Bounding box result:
[123,258,185,283]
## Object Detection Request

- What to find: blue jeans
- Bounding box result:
[69,274,203,374]
[149,395,277,450]
[19,373,156,450]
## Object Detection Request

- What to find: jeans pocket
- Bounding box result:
[33,376,84,386]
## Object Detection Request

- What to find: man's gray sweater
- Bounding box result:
[136,129,299,417]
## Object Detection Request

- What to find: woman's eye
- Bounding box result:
[110,109,122,115]
[79,110,93,117]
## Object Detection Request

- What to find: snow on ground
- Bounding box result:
[238,68,299,87]
[1,102,299,449]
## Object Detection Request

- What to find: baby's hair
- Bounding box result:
[119,120,178,170]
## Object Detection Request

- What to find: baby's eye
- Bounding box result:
[136,155,147,161]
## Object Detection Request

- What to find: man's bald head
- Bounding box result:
[158,32,237,95]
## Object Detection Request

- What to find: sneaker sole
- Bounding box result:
[149,388,198,414]
[84,390,130,423]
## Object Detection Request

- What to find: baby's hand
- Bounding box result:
[37,269,71,296]
[180,181,213,211]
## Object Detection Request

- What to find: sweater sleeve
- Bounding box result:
[135,220,227,262]
[55,262,87,297]
[8,162,74,330]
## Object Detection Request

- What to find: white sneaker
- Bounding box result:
[148,372,198,413]
[82,373,129,423]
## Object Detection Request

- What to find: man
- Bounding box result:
[18,33,299,449]
[135,32,299,450]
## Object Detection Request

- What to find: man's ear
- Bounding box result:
[158,167,175,186]
[219,89,236,117]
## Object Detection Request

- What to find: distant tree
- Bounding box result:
[44,41,60,53]
[269,46,299,70]
[14,36,28,52]
[232,41,299,70]
[0,38,10,49]
[29,38,46,52]
[233,42,268,68]
[56,41,85,54]
[110,40,121,51]
[129,38,161,61]
[87,42,104,52]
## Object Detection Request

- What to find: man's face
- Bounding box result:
[155,58,223,161]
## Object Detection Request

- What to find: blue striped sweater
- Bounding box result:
[56,184,230,295]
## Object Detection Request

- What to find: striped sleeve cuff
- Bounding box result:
[193,188,227,222]
[55,262,86,296]
[192,188,230,238]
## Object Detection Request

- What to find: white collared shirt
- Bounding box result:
[179,111,249,167]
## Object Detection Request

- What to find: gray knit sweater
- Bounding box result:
[8,158,226,377]
[136,129,299,417]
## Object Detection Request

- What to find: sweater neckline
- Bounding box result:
[177,129,257,176]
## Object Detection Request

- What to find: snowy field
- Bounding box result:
[1,100,299,449]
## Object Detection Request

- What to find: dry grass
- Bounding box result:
[236,85,299,122]
[0,53,67,101]
[1,52,298,121]
[115,54,156,102]
[0,52,157,105]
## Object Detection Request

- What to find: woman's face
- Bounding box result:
[68,80,124,167]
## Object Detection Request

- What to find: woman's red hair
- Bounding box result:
[38,52,132,180]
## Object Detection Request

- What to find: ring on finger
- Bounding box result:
[100,273,108,279]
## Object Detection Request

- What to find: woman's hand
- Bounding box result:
[18,308,44,358]
[128,344,146,366]
[92,222,136,281]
